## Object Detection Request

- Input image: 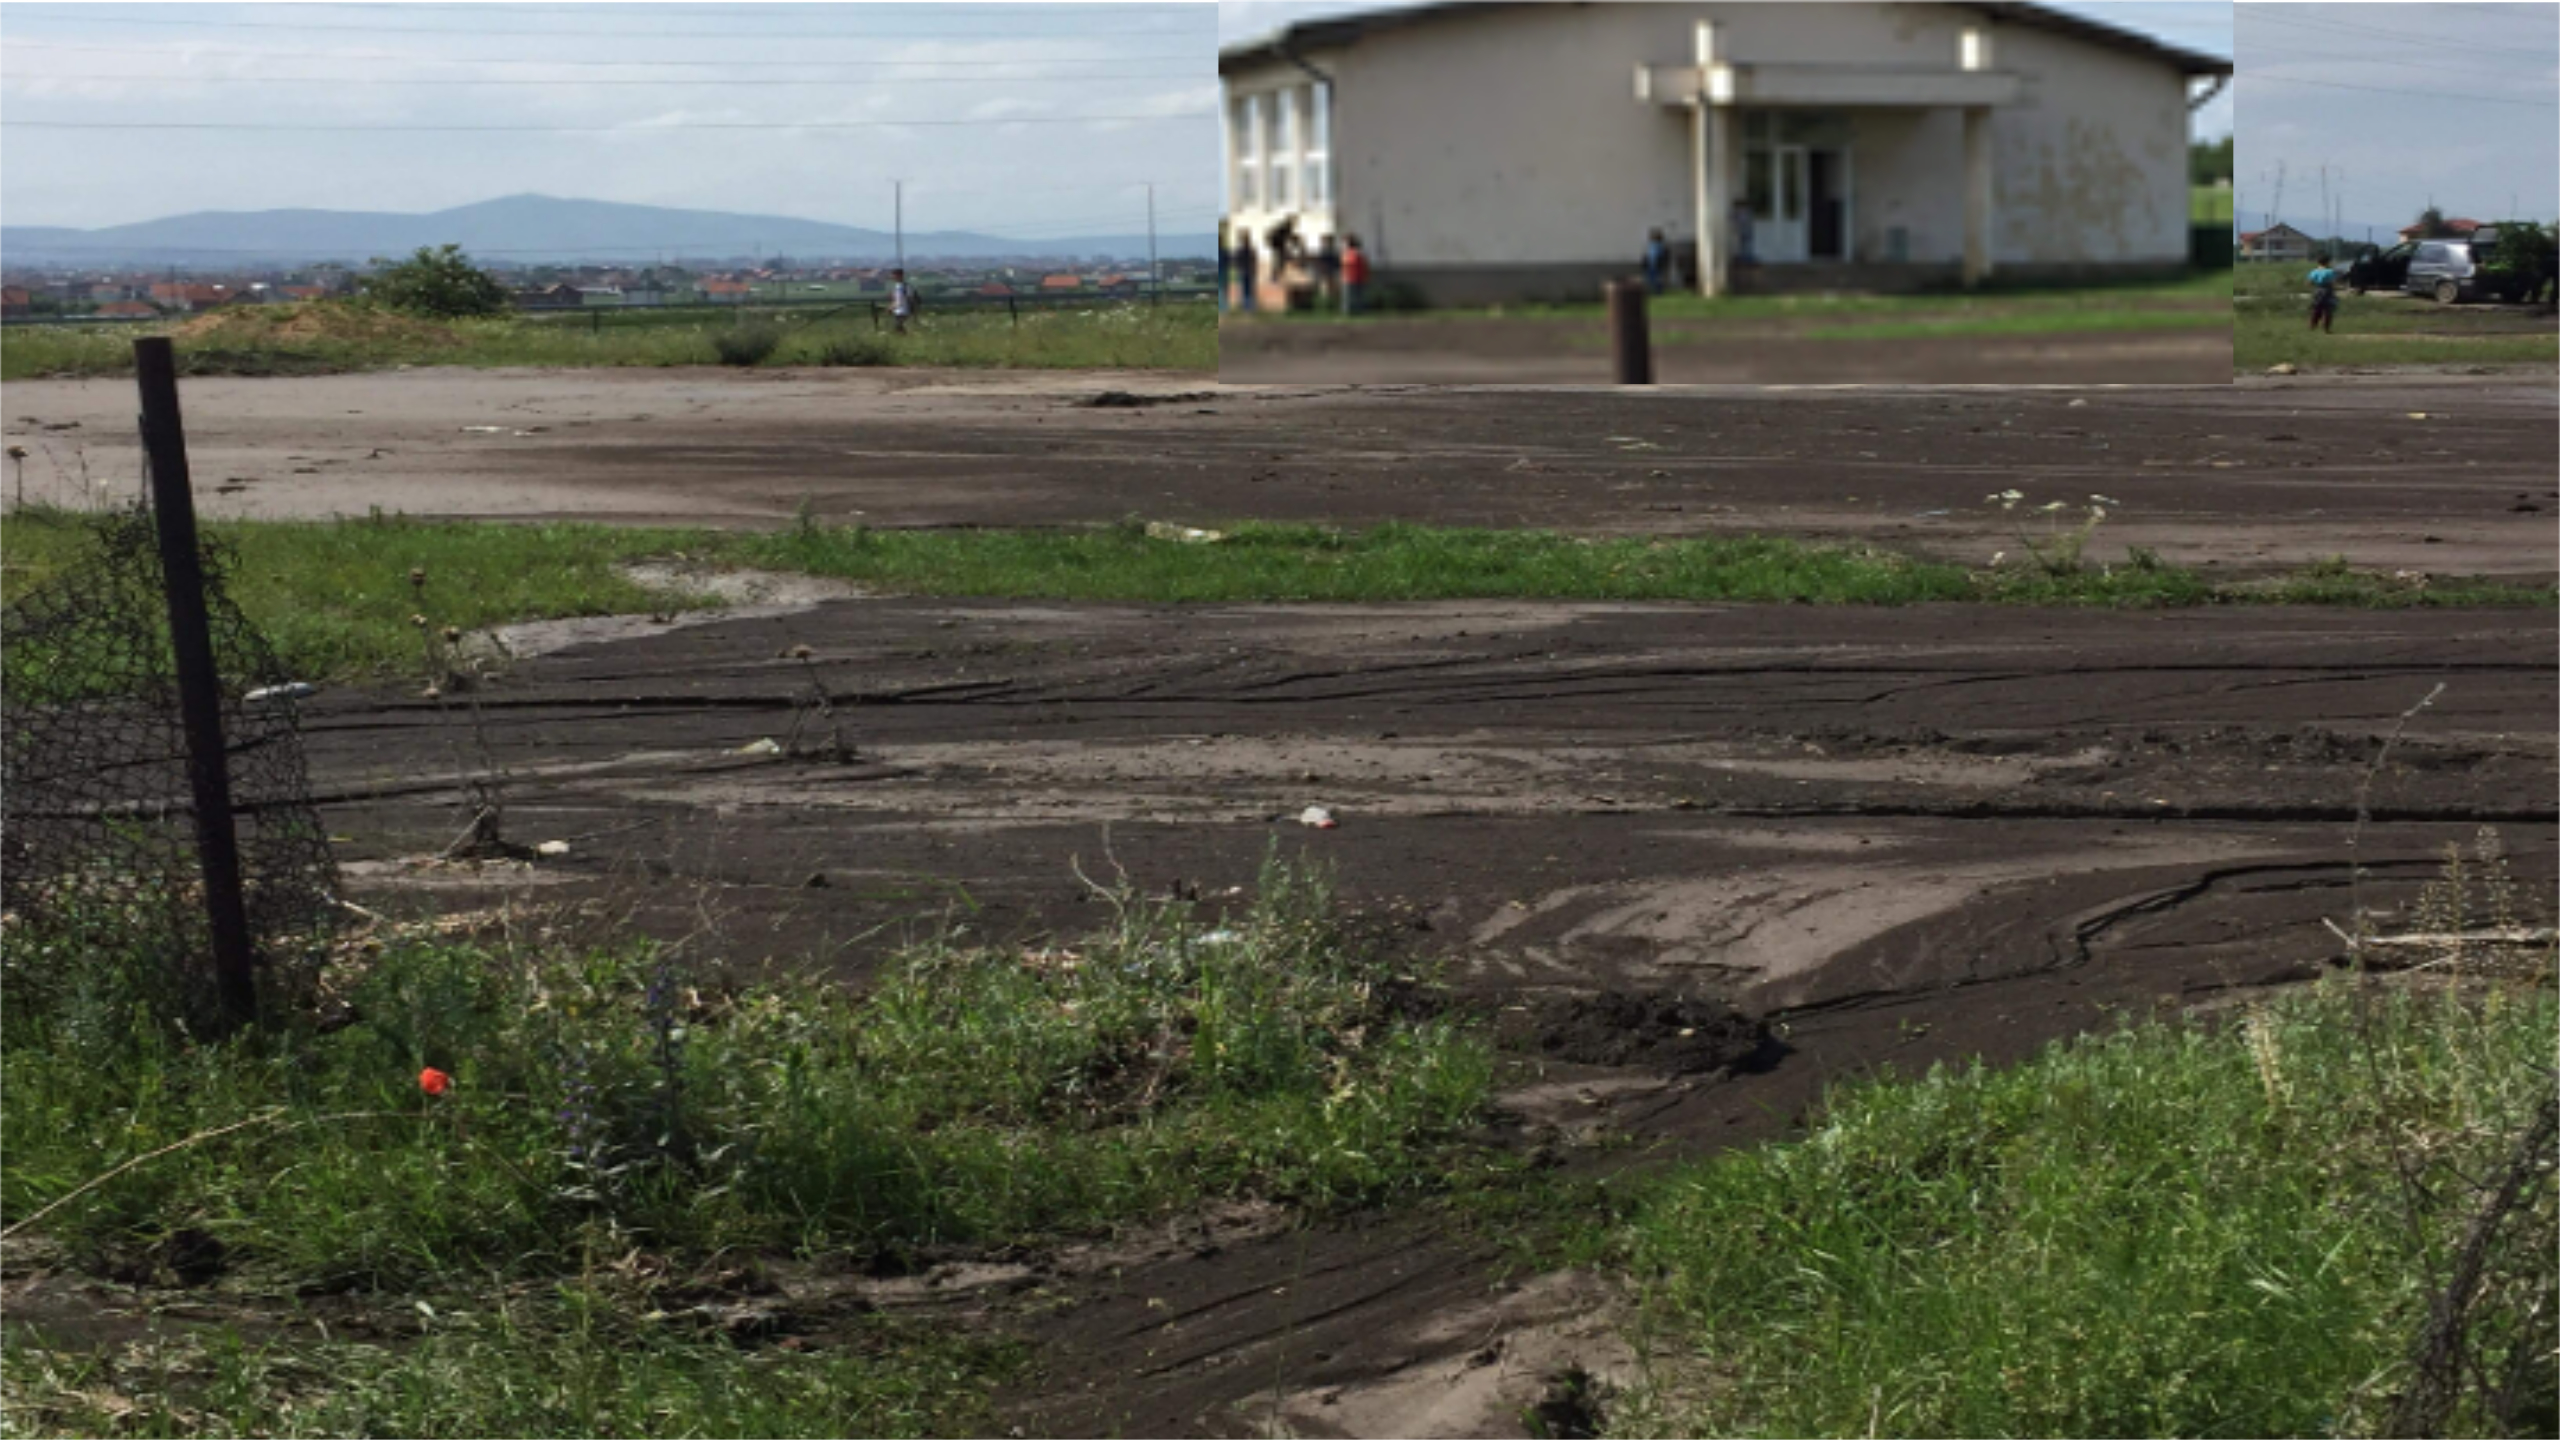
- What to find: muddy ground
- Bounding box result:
[1217,311,2232,385]
[7,366,2556,1434]
[283,592,2556,1436]
[5,368,2554,579]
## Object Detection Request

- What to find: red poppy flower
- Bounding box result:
[418,1066,452,1097]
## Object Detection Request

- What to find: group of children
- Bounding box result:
[1221,229,1370,315]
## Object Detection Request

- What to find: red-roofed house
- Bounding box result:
[698,279,754,304]
[975,282,1015,297]
[0,286,31,317]
[1039,273,1083,292]
[2397,217,2483,242]
[2238,224,2314,263]
[148,282,235,312]
[95,299,161,319]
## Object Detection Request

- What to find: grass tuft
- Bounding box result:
[1609,974,2558,1438]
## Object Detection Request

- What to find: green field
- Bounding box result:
[1607,966,2556,1437]
[2232,261,2560,372]
[0,298,1217,380]
[4,512,2542,687]
[2192,184,2235,225]
[1251,271,2233,331]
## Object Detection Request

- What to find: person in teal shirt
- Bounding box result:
[2306,253,2339,333]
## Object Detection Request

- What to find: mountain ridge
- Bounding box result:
[1,193,1208,266]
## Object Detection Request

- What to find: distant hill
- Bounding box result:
[0,194,1210,267]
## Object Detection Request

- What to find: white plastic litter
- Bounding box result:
[459,425,506,434]
[1143,521,1226,544]
[737,737,783,755]
[244,683,316,704]
[1198,929,1242,945]
[1297,805,1338,830]
[535,840,571,857]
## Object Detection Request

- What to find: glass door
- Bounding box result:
[1760,144,1810,263]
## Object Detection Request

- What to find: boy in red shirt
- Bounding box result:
[1341,235,1371,315]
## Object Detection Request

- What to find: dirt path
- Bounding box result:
[5,368,2552,579]
[286,593,2554,1435]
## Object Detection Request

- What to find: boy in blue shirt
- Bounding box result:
[2306,253,2339,333]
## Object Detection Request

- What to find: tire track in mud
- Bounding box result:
[289,595,2555,1438]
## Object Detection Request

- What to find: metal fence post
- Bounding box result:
[132,336,258,1034]
[1606,280,1654,386]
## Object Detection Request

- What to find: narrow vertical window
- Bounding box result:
[1307,82,1333,209]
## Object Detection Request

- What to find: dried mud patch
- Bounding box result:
[1499,990,1772,1076]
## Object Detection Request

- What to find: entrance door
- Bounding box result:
[1757,144,1810,264]
[1808,149,1848,261]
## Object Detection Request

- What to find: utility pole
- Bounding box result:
[1146,182,1159,303]
[894,180,905,273]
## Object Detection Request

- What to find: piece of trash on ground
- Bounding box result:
[1198,929,1242,945]
[1143,521,1226,544]
[459,425,507,434]
[1297,805,1338,829]
[736,737,783,755]
[244,682,316,704]
[535,840,571,857]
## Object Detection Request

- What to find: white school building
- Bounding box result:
[1220,1,2232,305]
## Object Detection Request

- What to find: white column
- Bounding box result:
[1962,106,1993,286]
[1694,20,1727,298]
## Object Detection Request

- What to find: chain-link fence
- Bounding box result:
[2,506,339,1034]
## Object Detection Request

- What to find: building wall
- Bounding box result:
[1222,1,2199,294]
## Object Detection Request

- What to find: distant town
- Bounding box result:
[0,253,1219,320]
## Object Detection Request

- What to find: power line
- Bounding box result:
[0,39,1201,67]
[2242,43,2556,81]
[3,71,1202,86]
[0,113,1216,132]
[0,9,1193,39]
[2247,10,2528,58]
[2247,73,2559,109]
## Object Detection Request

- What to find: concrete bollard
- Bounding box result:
[1606,280,1654,386]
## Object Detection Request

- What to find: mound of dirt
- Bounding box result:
[173,302,463,349]
[1504,990,1772,1075]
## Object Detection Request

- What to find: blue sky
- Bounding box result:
[1216,0,2235,138]
[2237,2,2559,238]
[0,3,1219,238]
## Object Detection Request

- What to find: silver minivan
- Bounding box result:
[2404,231,2513,304]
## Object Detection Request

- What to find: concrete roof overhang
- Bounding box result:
[1220,0,2233,78]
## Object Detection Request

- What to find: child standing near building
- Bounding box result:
[1340,235,1370,315]
[2305,253,2338,334]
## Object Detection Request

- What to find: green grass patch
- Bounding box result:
[3,1306,1015,1439]
[0,854,1492,1436]
[2192,185,2235,225]
[2232,262,2560,372]
[1791,307,2233,343]
[7,513,2546,685]
[1,505,715,682]
[1253,272,2231,327]
[0,300,1216,380]
[1609,975,2558,1438]
[1,862,1491,1285]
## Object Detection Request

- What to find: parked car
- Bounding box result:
[2404,233,2529,304]
[2344,240,2416,295]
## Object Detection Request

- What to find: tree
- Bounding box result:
[2188,136,2233,186]
[2414,207,2457,240]
[2477,220,2558,306]
[359,244,511,318]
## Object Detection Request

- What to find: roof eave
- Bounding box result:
[1219,0,2231,78]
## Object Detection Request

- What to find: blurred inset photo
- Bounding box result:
[1217,0,2234,385]
[2235,2,2558,378]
